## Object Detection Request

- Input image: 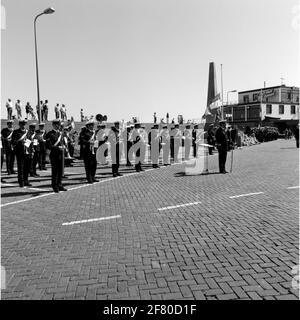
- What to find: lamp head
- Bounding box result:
[43,7,55,14]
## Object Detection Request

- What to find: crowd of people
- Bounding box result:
[1,112,299,190]
[5,99,68,122]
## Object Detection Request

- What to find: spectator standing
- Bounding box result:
[40,101,44,121]
[166,113,169,124]
[153,112,157,124]
[80,109,84,122]
[43,100,49,121]
[25,102,31,119]
[15,100,22,119]
[54,104,60,119]
[6,99,13,120]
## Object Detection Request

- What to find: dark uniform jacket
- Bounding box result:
[79,127,95,154]
[46,130,64,155]
[11,129,33,155]
[36,129,47,151]
[1,127,14,152]
[215,127,228,151]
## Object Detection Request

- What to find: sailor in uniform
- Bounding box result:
[148,124,161,168]
[29,123,40,177]
[160,125,170,166]
[171,124,182,163]
[108,121,123,177]
[1,120,16,174]
[45,119,67,192]
[183,124,192,160]
[36,122,47,170]
[79,120,98,183]
[96,123,109,165]
[131,122,145,172]
[215,120,229,174]
[11,119,32,187]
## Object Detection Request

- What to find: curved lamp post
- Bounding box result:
[34,7,55,123]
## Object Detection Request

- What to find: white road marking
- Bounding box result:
[62,215,121,226]
[158,201,202,211]
[287,186,300,189]
[229,192,264,199]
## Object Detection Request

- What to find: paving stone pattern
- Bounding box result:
[1,139,299,300]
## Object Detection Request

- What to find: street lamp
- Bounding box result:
[34,7,55,123]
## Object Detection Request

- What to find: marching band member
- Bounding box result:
[124,125,133,166]
[29,123,40,177]
[131,122,145,172]
[148,124,161,168]
[36,123,47,170]
[11,119,32,187]
[183,124,192,161]
[160,125,170,166]
[1,120,16,175]
[46,119,67,193]
[108,121,123,177]
[171,124,182,163]
[79,120,98,183]
[96,123,108,164]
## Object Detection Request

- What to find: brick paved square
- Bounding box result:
[1,139,299,300]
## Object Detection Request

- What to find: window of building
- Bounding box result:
[279,105,284,114]
[243,95,249,103]
[287,92,291,100]
[253,93,259,101]
[266,104,272,114]
[291,105,296,114]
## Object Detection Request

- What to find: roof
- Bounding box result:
[239,85,299,95]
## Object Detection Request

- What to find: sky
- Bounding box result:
[1,0,299,122]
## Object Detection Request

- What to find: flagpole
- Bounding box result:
[221,64,224,120]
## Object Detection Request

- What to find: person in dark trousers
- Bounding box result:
[108,121,123,177]
[131,122,145,172]
[148,124,161,168]
[28,123,40,177]
[11,119,32,187]
[1,120,16,174]
[36,123,47,170]
[215,120,229,174]
[125,125,133,166]
[207,124,215,155]
[79,120,98,183]
[46,119,67,193]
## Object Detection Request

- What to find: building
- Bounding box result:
[223,85,299,131]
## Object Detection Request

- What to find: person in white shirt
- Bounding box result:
[15,100,22,120]
[6,99,13,120]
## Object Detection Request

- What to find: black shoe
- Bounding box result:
[59,187,67,191]
[140,168,145,171]
[87,180,94,184]
[92,178,99,182]
[1,179,6,183]
[24,183,32,187]
[116,173,123,176]
[42,167,47,171]
[32,174,40,177]
[53,189,59,193]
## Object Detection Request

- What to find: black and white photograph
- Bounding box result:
[0,0,299,309]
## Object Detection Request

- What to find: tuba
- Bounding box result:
[95,114,107,123]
